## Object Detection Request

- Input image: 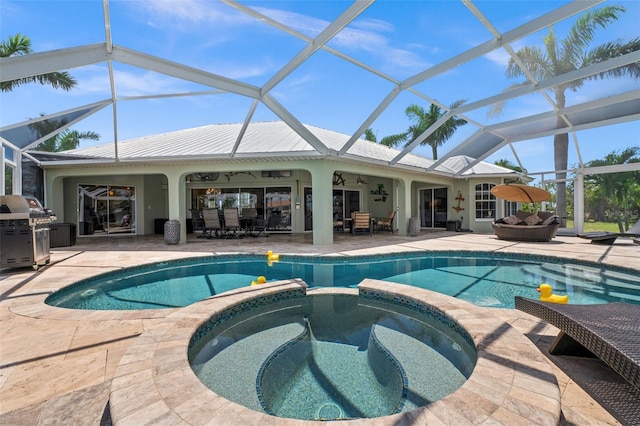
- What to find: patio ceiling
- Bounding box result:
[1,0,638,176]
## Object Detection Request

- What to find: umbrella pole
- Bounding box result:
[517,187,535,204]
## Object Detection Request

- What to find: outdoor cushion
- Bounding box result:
[536,211,555,221]
[516,210,533,221]
[502,215,524,225]
[541,215,558,225]
[525,215,543,226]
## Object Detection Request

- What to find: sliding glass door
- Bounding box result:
[78,185,136,235]
[420,188,447,228]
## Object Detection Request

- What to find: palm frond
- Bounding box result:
[582,38,640,80]
[363,128,377,142]
[562,6,625,64]
[507,46,549,81]
[0,33,32,57]
[380,133,407,148]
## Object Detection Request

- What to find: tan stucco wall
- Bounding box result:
[44,158,512,243]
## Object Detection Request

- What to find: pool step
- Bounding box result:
[191,321,305,411]
[372,323,468,411]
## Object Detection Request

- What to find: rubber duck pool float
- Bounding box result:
[267,250,280,261]
[251,276,267,286]
[537,283,568,304]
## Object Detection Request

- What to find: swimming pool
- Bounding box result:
[188,291,477,420]
[45,251,640,310]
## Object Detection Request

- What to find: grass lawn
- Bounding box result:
[566,221,624,232]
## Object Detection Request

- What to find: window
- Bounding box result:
[505,201,518,217]
[475,183,496,219]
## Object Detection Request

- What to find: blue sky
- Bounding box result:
[1,0,639,175]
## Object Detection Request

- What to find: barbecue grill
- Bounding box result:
[0,195,56,270]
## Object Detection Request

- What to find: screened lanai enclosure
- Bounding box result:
[1,0,639,240]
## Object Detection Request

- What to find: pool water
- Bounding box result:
[45,252,640,310]
[189,293,476,420]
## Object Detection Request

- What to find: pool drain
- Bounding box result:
[315,402,344,420]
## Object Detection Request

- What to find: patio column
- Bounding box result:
[309,165,333,245]
[44,172,65,219]
[395,177,412,236]
[165,171,187,244]
[574,171,585,233]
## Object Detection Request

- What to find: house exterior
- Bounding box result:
[34,121,519,245]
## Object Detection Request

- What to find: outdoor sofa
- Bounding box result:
[492,210,559,242]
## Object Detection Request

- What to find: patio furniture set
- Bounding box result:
[191,208,264,239]
[335,211,397,235]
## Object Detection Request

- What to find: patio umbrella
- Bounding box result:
[491,184,551,203]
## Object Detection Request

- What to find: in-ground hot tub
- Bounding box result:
[108,279,562,425]
[188,290,477,420]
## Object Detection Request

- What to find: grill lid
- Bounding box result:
[0,195,52,220]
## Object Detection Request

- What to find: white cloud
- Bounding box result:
[207,57,276,81]
[128,0,251,30]
[351,18,393,33]
[72,67,194,98]
[483,48,511,68]
[253,5,429,73]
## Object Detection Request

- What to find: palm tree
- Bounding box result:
[381,100,467,160]
[1,33,76,92]
[584,147,640,232]
[28,115,99,152]
[494,158,525,173]
[497,6,640,220]
[363,128,377,142]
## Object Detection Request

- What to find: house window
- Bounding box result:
[505,201,518,216]
[475,183,496,219]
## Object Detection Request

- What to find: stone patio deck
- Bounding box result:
[1,231,638,425]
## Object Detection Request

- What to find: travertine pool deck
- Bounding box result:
[1,231,638,425]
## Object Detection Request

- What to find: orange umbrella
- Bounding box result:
[491,184,551,203]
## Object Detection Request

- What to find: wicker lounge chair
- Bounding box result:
[514,296,640,393]
[492,210,559,242]
[577,219,640,245]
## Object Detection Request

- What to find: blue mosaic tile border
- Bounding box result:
[46,250,640,310]
[45,254,267,306]
[188,288,305,354]
[369,324,409,414]
[255,323,309,416]
[359,288,475,349]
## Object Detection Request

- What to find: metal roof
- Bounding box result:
[53,120,515,177]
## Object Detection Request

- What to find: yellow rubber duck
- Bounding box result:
[537,283,568,304]
[267,250,280,261]
[251,276,267,286]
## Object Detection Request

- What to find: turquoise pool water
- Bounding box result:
[188,293,476,420]
[45,251,640,310]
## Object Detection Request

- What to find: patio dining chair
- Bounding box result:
[241,207,264,237]
[375,210,396,234]
[189,208,206,237]
[352,211,373,236]
[201,208,222,239]
[223,208,242,237]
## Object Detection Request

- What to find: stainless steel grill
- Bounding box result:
[0,195,56,270]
